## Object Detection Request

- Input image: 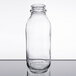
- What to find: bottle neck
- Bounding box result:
[30,4,46,15]
[31,11,46,15]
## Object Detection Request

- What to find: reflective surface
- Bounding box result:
[0,60,76,76]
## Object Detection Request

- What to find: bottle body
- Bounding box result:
[26,4,51,73]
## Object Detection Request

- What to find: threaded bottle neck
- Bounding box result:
[30,4,46,14]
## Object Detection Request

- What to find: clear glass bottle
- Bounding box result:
[25,4,51,73]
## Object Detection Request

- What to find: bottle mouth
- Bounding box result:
[31,4,46,8]
[30,4,46,13]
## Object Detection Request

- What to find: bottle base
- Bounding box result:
[30,68,48,73]
[26,59,51,74]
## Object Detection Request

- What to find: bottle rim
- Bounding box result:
[30,4,46,13]
[31,4,46,8]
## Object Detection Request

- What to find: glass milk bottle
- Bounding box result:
[25,4,51,73]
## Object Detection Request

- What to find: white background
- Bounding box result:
[0,0,76,59]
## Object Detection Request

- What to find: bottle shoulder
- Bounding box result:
[26,14,51,26]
